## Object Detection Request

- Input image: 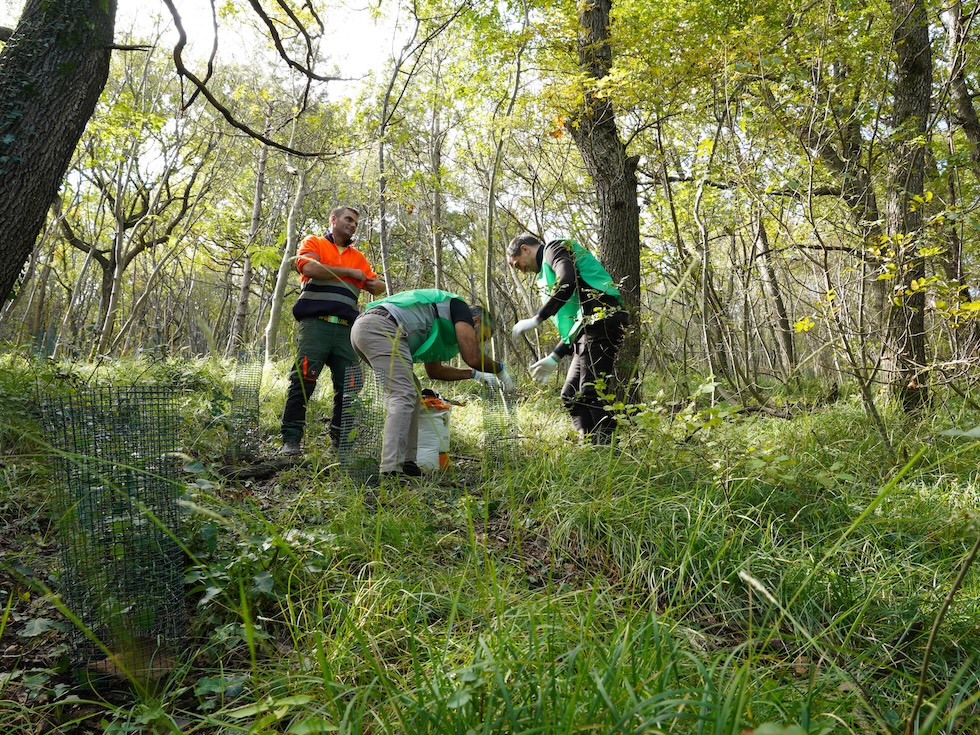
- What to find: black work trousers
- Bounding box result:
[560,310,629,443]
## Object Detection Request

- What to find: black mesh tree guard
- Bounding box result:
[226,352,263,462]
[481,385,518,480]
[39,386,186,677]
[338,364,384,484]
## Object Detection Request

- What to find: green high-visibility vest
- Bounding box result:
[536,240,620,343]
[366,289,463,362]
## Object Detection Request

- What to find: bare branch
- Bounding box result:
[638,166,735,190]
[106,43,153,51]
[767,185,845,198]
[160,0,335,158]
[275,0,318,64]
[300,0,325,34]
[383,2,469,129]
[155,0,219,109]
[246,0,340,83]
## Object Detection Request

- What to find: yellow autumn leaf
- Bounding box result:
[794,316,815,333]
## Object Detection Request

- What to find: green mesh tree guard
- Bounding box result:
[226,352,263,462]
[39,386,186,676]
[481,385,518,480]
[339,364,384,484]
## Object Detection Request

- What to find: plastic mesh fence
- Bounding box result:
[226,352,263,462]
[39,386,186,673]
[338,364,384,483]
[481,386,519,479]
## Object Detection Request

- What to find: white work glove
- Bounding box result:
[497,368,517,392]
[529,354,560,383]
[472,370,501,389]
[511,315,543,340]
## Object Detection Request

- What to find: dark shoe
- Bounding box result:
[402,461,423,477]
[279,441,302,456]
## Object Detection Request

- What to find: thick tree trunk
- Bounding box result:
[885,0,932,410]
[566,0,642,399]
[0,0,117,301]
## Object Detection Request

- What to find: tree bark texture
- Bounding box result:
[566,0,642,398]
[0,0,117,301]
[885,0,932,410]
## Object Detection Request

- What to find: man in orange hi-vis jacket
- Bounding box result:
[280,206,385,456]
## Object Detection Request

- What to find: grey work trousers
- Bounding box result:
[350,310,420,473]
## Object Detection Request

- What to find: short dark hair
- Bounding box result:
[506,233,541,257]
[331,205,360,220]
[469,304,494,331]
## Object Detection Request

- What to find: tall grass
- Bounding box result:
[1,355,979,733]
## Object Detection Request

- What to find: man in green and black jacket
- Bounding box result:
[507,233,629,444]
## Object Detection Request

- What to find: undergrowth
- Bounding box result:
[1,354,979,734]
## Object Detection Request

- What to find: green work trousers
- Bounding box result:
[281,317,358,445]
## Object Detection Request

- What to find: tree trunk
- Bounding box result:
[941,0,980,357]
[52,237,97,358]
[429,55,445,293]
[754,216,795,377]
[484,32,524,362]
[264,167,307,364]
[431,105,444,292]
[95,225,126,356]
[946,0,980,172]
[884,0,932,410]
[377,29,420,297]
[227,140,269,357]
[566,0,642,399]
[110,242,183,354]
[29,253,54,347]
[0,0,117,301]
[0,225,45,332]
